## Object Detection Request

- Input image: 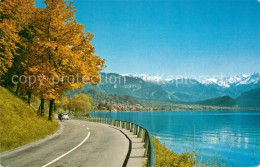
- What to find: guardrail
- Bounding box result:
[85,117,155,167]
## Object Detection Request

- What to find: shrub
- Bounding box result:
[152,136,195,167]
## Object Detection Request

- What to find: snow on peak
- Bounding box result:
[201,78,218,84]
[123,73,260,87]
[200,73,260,88]
[122,74,164,83]
[138,74,162,82]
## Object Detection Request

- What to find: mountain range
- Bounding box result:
[124,73,260,89]
[81,72,260,107]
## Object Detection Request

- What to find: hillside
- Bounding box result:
[0,86,59,152]
[236,88,260,108]
[161,79,227,102]
[195,96,237,107]
[67,88,140,105]
[84,73,171,101]
[68,88,236,111]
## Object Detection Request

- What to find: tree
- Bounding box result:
[19,0,104,120]
[0,0,18,76]
[0,0,104,120]
[0,0,34,77]
[68,93,92,113]
[57,95,69,111]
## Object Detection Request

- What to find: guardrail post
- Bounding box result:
[142,130,146,142]
[135,125,138,135]
[138,127,142,138]
[144,131,149,156]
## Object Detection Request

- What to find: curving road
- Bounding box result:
[0,120,129,167]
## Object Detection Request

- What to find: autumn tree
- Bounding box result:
[0,0,35,104]
[0,0,34,78]
[68,93,92,113]
[20,0,104,120]
[0,0,18,76]
[57,95,69,111]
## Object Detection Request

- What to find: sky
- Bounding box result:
[35,0,260,77]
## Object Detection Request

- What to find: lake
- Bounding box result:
[91,110,260,166]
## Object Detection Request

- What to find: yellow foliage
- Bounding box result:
[0,0,35,75]
[20,0,105,100]
[152,137,195,167]
[68,93,92,112]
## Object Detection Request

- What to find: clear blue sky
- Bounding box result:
[36,0,260,76]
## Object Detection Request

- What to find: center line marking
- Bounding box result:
[42,132,91,167]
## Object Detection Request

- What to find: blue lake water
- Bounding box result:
[91,110,260,166]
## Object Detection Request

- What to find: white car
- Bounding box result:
[62,113,69,120]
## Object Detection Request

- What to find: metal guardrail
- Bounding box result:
[84,117,155,167]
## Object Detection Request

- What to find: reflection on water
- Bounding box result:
[92,110,260,166]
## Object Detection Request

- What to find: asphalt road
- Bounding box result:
[0,120,129,167]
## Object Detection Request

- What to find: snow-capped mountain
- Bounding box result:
[123,73,260,88]
[201,73,260,88]
[85,72,260,103]
[122,74,165,83]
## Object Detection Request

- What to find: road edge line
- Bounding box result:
[42,131,91,167]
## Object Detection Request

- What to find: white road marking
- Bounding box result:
[42,132,91,167]
[82,125,85,126]
[87,127,89,130]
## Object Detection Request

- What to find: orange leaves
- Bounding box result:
[1,0,105,102]
[0,0,34,75]
[24,0,105,100]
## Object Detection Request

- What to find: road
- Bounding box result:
[0,120,129,167]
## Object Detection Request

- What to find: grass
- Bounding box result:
[152,136,195,167]
[0,86,59,152]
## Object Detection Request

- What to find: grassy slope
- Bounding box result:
[0,86,59,152]
[152,137,195,167]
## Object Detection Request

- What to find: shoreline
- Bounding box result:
[92,108,260,112]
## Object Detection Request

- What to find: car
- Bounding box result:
[62,113,69,120]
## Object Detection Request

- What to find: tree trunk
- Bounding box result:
[48,99,55,121]
[39,98,45,116]
[3,80,8,88]
[27,91,32,104]
[15,83,20,95]
[54,103,56,112]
